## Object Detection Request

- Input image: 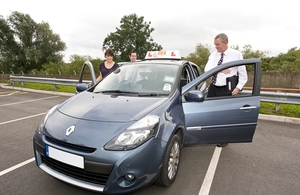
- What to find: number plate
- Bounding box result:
[46,145,84,169]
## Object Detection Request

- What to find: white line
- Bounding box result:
[0,113,46,125]
[0,96,60,107]
[198,147,222,195]
[0,158,35,176]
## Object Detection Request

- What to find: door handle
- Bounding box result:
[240,106,257,110]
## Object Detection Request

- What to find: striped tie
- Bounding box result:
[211,52,224,84]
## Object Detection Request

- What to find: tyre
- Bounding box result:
[156,134,181,187]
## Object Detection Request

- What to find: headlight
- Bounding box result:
[38,105,58,133]
[104,115,159,151]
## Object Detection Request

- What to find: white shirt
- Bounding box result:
[204,48,248,90]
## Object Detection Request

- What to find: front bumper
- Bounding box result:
[33,130,167,194]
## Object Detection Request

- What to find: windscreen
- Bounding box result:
[93,63,179,95]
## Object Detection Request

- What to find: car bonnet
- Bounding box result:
[57,91,167,122]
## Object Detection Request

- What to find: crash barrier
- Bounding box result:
[9,75,300,111]
[9,75,91,87]
[240,90,300,111]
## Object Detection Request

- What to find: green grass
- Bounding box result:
[3,81,300,118]
[260,102,300,118]
[10,81,76,93]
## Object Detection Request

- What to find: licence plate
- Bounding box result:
[45,145,84,169]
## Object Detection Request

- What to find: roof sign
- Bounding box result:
[145,50,181,60]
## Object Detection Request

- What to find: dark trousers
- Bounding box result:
[207,83,230,97]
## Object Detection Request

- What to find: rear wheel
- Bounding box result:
[156,134,181,186]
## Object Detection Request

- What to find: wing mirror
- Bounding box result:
[76,83,89,94]
[184,90,205,102]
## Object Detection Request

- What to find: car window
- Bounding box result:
[94,64,179,95]
[199,63,257,99]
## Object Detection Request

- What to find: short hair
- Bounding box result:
[129,50,136,56]
[215,33,228,43]
[105,49,114,57]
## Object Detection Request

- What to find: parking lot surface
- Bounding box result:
[0,87,299,195]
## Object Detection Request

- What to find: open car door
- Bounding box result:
[182,59,261,145]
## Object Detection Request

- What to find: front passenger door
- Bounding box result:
[182,59,261,145]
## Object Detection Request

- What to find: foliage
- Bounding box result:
[1,12,300,76]
[0,11,66,74]
[184,43,211,72]
[268,47,300,72]
[260,102,300,118]
[11,82,76,93]
[102,13,162,61]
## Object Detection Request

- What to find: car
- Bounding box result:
[33,50,261,194]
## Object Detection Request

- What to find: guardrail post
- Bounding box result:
[275,90,281,111]
[52,78,57,89]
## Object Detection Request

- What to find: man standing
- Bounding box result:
[129,51,137,62]
[204,33,247,97]
[204,33,248,147]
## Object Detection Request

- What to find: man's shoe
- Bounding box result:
[217,143,227,147]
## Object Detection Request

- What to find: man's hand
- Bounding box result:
[221,68,231,74]
[232,88,240,96]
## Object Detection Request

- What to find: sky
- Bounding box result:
[1,0,299,62]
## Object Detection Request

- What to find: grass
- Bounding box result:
[260,102,300,118]
[3,81,300,118]
[8,81,76,94]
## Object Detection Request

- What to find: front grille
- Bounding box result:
[45,136,96,153]
[41,155,109,185]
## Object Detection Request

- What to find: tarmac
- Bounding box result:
[1,83,300,125]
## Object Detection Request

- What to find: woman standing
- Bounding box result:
[96,49,119,82]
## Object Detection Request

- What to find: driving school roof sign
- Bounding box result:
[145,50,181,60]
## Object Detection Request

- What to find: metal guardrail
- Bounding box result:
[9,75,300,110]
[9,75,91,87]
[240,90,300,110]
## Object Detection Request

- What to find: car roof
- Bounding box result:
[127,59,188,66]
[119,50,195,67]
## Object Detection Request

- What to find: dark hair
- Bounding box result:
[105,49,114,57]
[129,50,136,56]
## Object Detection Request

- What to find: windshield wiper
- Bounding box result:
[100,90,140,95]
[138,93,158,96]
[98,90,163,97]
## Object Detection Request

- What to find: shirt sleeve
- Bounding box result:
[236,65,247,89]
[204,53,215,72]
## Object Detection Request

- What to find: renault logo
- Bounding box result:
[66,125,75,136]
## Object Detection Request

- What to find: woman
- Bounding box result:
[96,49,119,82]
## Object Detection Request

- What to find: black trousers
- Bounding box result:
[207,83,230,97]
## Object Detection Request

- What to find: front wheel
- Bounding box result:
[156,134,181,187]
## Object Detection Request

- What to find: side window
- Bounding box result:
[181,65,194,89]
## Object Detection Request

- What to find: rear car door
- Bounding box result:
[182,59,261,145]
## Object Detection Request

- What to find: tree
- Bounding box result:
[0,11,66,74]
[268,47,300,72]
[184,43,211,72]
[102,13,162,61]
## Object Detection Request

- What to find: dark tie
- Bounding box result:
[211,52,224,84]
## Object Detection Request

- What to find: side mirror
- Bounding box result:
[184,90,204,102]
[76,83,89,94]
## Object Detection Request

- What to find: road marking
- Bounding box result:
[0,90,28,96]
[0,113,46,125]
[0,158,35,176]
[0,96,60,107]
[198,146,222,195]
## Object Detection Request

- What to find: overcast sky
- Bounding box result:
[1,0,299,62]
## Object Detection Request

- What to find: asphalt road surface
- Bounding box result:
[0,88,299,195]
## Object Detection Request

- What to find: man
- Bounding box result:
[129,50,137,62]
[204,33,248,147]
[205,33,247,97]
